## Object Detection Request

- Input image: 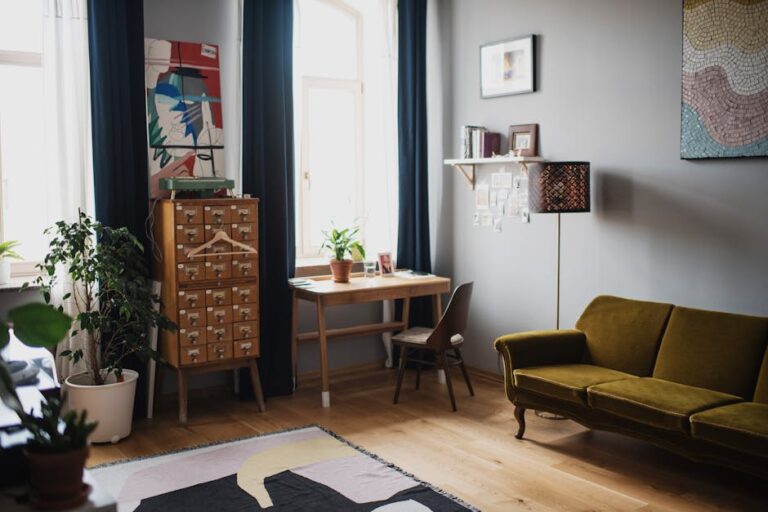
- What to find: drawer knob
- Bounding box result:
[238,208,249,221]
[215,328,225,340]
[189,332,199,343]
[186,268,199,280]
[188,348,200,362]
[240,309,250,319]
[184,210,196,222]
[216,347,225,359]
[214,294,224,305]
[189,314,198,326]
[213,211,224,224]
[214,266,223,277]
[239,290,250,300]
[241,326,251,336]
[185,230,196,241]
[239,265,250,275]
[215,312,225,323]
[187,296,197,307]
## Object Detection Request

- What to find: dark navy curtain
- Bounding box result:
[87,0,150,416]
[397,0,433,326]
[240,0,296,398]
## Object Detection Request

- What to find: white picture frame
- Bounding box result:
[480,35,535,98]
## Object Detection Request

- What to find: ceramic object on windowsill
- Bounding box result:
[0,240,22,284]
[329,259,354,283]
[0,260,10,285]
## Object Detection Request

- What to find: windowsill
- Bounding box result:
[0,275,40,292]
[295,257,364,278]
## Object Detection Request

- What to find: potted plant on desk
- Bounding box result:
[321,226,365,283]
[31,211,174,443]
[1,303,97,509]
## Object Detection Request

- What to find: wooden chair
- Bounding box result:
[392,282,474,411]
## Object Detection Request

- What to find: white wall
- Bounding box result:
[442,0,768,373]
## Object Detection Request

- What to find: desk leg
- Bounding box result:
[433,293,446,385]
[291,290,299,390]
[316,297,330,408]
[402,297,411,330]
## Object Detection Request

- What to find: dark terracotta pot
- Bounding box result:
[24,446,89,510]
[329,259,353,283]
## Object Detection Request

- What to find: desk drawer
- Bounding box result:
[232,304,256,322]
[204,205,231,226]
[178,328,204,347]
[206,287,232,307]
[206,324,232,343]
[232,223,257,242]
[180,346,207,365]
[174,204,204,225]
[178,290,204,309]
[234,338,259,358]
[206,305,233,325]
[177,225,205,244]
[178,308,205,329]
[207,342,233,362]
[233,320,258,340]
[205,261,232,280]
[232,284,258,304]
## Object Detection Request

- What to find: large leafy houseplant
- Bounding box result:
[30,211,174,386]
[320,226,365,283]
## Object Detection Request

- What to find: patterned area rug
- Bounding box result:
[91,425,477,511]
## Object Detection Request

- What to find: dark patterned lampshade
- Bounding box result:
[529,162,591,213]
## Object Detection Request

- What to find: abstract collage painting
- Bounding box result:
[145,39,225,197]
[681,0,768,159]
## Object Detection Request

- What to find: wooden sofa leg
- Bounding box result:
[514,406,526,439]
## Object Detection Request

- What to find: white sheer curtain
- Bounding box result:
[42,0,95,380]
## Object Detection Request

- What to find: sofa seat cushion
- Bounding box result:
[690,402,768,457]
[588,377,742,432]
[514,364,636,405]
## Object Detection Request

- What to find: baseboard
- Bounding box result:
[466,366,503,383]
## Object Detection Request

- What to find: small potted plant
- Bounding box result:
[32,211,174,443]
[1,303,96,510]
[0,240,22,285]
[320,226,365,283]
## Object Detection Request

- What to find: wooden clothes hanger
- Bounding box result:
[186,230,258,259]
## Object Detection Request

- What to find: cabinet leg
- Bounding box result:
[177,369,188,424]
[248,359,266,412]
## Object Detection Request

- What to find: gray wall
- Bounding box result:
[443,0,768,373]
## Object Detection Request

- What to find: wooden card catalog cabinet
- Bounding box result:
[152,198,264,422]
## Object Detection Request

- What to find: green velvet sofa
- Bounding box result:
[494,295,768,478]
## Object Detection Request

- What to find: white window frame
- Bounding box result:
[0,49,43,278]
[295,0,365,260]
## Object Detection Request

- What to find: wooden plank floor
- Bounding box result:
[90,368,767,511]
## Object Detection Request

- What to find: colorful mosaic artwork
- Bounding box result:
[681,0,768,159]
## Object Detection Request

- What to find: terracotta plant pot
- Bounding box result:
[24,445,90,510]
[329,259,353,283]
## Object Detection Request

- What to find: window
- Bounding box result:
[293,0,398,262]
[0,0,45,273]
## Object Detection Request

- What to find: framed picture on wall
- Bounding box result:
[480,35,535,98]
[508,123,539,157]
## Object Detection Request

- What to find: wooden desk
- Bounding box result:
[290,274,451,407]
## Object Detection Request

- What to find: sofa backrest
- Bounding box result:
[576,295,673,376]
[753,349,768,404]
[653,306,768,399]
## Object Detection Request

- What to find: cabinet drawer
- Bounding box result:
[205,242,232,262]
[204,224,231,241]
[207,342,233,362]
[231,223,257,242]
[232,204,256,223]
[178,328,204,347]
[206,324,232,343]
[233,338,259,358]
[175,244,199,263]
[232,260,256,278]
[178,308,205,328]
[206,287,232,307]
[206,305,233,325]
[232,284,258,304]
[233,320,258,340]
[232,304,256,322]
[205,261,232,280]
[180,346,207,365]
[236,241,258,260]
[177,262,205,283]
[174,204,204,225]
[177,290,204,309]
[204,205,231,225]
[177,225,205,244]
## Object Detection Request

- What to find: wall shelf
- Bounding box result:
[443,156,545,189]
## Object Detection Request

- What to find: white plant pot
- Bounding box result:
[0,260,10,285]
[64,369,138,444]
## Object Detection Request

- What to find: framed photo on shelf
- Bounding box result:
[508,123,539,157]
[480,35,535,98]
[378,252,394,277]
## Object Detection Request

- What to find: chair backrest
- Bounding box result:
[427,282,474,349]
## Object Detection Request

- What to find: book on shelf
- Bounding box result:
[480,132,500,158]
[461,125,488,159]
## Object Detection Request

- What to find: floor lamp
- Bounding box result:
[529,162,591,419]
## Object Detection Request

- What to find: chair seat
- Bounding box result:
[514,364,636,405]
[392,326,464,346]
[587,377,742,432]
[690,402,768,457]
